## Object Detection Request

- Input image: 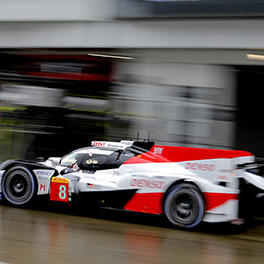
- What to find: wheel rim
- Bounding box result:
[169,192,198,225]
[4,170,33,203]
[165,186,204,228]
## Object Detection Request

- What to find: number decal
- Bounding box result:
[40,184,46,192]
[50,177,69,202]
[59,185,66,200]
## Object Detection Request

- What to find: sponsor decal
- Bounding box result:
[34,169,55,178]
[51,177,69,184]
[153,147,163,155]
[92,141,106,147]
[130,179,165,189]
[185,162,216,171]
[92,141,128,150]
[85,159,98,164]
[107,143,122,148]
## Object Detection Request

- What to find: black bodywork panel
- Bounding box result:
[77,189,138,210]
[238,178,264,219]
[0,160,58,176]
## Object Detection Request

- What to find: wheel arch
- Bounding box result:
[163,179,206,206]
[0,162,37,189]
[0,160,58,178]
[2,162,32,173]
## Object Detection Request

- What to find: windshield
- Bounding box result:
[60,153,82,166]
[60,147,114,166]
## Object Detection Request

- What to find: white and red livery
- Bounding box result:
[0,140,263,229]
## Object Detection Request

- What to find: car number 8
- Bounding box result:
[59,185,67,200]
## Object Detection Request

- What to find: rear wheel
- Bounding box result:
[164,184,205,229]
[2,166,36,206]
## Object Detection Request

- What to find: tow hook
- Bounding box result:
[231,218,244,225]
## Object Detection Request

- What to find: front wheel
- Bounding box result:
[164,184,205,229]
[2,166,36,206]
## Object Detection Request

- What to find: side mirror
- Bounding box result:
[48,157,61,166]
[36,157,45,162]
[61,162,81,175]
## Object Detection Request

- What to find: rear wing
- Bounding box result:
[237,157,264,169]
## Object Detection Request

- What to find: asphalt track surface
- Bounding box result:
[0,204,264,264]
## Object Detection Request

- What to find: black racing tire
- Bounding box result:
[164,184,205,229]
[2,166,36,206]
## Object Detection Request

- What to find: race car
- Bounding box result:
[0,139,263,229]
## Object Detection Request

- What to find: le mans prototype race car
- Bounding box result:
[0,140,264,229]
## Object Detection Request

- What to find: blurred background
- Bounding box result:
[1,3,264,263]
[0,0,264,161]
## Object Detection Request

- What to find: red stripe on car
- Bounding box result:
[203,192,238,211]
[124,145,253,164]
[124,193,163,214]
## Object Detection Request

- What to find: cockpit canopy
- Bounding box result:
[60,146,133,171]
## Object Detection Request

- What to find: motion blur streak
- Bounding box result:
[0,54,113,161]
[0,206,264,264]
[0,53,239,162]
